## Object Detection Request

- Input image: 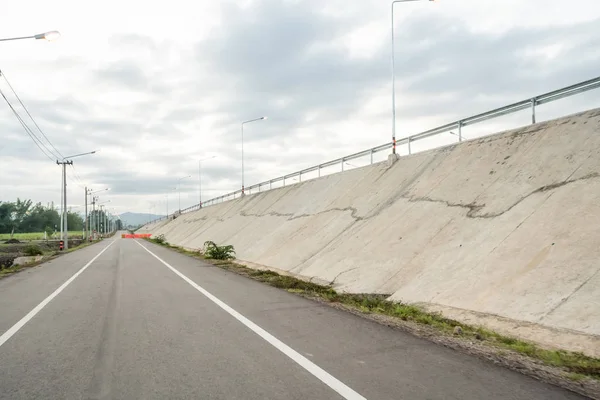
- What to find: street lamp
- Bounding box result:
[165,194,169,218]
[391,0,434,155]
[198,156,217,207]
[57,150,97,250]
[177,175,191,212]
[0,31,61,42]
[241,116,267,195]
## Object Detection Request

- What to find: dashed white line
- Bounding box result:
[135,240,367,400]
[0,240,116,348]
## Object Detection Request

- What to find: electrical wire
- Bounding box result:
[69,163,87,187]
[0,87,56,162]
[66,167,86,189]
[0,69,64,159]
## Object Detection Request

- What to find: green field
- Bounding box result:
[0,232,84,241]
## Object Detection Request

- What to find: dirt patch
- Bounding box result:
[0,254,16,268]
[3,238,21,244]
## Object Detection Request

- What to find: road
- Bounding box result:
[0,235,586,399]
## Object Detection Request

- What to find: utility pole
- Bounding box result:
[92,196,96,240]
[56,160,73,249]
[84,187,88,242]
[99,205,104,236]
[56,151,96,247]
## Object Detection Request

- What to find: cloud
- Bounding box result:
[1,0,599,213]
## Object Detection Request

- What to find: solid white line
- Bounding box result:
[135,240,367,400]
[0,240,116,348]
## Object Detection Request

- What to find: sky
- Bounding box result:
[1,0,599,216]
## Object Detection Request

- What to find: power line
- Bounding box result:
[0,87,56,162]
[66,166,85,189]
[0,69,63,159]
[69,163,86,186]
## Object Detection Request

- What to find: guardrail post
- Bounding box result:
[341,159,345,171]
[531,98,536,124]
[370,149,374,164]
[458,121,463,142]
[408,137,412,155]
[299,172,302,182]
[283,177,286,187]
[318,165,321,177]
[269,180,272,190]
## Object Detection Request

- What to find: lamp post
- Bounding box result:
[97,200,111,236]
[85,188,108,241]
[241,116,267,195]
[198,156,217,207]
[0,31,61,42]
[177,175,191,212]
[391,0,434,155]
[57,150,96,249]
[165,194,169,218]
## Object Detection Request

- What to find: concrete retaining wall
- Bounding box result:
[141,108,600,355]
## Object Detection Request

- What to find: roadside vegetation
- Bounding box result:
[0,198,84,237]
[143,237,600,384]
[0,234,108,278]
[0,231,84,241]
[202,241,236,260]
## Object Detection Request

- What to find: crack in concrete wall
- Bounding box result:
[407,172,599,219]
[235,172,599,223]
[330,267,361,286]
[239,206,364,222]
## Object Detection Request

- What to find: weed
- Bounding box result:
[150,234,166,245]
[23,244,43,256]
[203,241,235,260]
[566,372,586,382]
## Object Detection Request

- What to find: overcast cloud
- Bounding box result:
[1,0,599,215]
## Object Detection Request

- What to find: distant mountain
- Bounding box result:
[119,212,164,227]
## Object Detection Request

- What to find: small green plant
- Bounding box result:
[151,234,166,245]
[23,244,43,256]
[203,241,236,260]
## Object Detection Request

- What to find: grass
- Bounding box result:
[144,238,600,381]
[0,231,83,241]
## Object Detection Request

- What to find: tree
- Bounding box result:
[67,211,84,231]
[13,198,32,232]
[0,199,61,234]
[0,202,16,234]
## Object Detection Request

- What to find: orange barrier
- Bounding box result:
[121,233,152,239]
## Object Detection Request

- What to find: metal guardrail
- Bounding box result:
[146,76,600,225]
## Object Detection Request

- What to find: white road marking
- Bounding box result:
[135,240,367,400]
[0,240,116,348]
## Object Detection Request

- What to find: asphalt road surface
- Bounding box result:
[0,235,587,399]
